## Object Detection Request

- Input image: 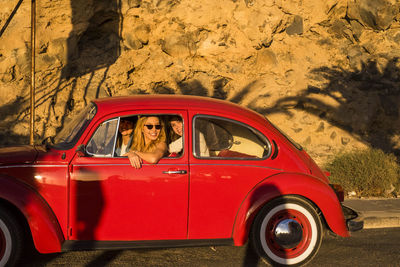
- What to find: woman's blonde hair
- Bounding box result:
[131,115,166,152]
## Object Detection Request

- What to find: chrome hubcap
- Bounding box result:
[274,219,303,249]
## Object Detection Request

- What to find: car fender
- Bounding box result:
[232,173,349,246]
[0,175,64,253]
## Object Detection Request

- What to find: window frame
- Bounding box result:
[86,118,119,157]
[85,113,186,159]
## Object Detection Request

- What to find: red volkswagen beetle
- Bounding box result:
[0,95,361,266]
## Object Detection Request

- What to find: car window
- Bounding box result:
[193,116,271,159]
[52,103,97,149]
[85,114,184,158]
[86,119,118,157]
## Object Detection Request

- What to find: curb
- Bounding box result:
[362,214,400,229]
[343,199,400,229]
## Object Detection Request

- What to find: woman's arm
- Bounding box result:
[125,142,167,168]
[135,142,167,163]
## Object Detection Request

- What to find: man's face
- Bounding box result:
[119,120,134,136]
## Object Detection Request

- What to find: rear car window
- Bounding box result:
[193,116,271,159]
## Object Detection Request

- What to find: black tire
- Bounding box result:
[250,196,323,266]
[0,208,23,267]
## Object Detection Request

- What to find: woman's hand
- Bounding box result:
[125,151,142,169]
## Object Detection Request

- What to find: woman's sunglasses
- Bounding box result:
[144,124,162,130]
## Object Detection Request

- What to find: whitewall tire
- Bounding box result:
[251,196,323,266]
[0,209,22,267]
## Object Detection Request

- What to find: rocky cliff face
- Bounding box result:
[1,0,399,164]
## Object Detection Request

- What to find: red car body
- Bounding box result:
[0,95,361,266]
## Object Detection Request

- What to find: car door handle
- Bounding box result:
[163,170,187,174]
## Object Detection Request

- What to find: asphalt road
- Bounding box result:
[20,228,400,267]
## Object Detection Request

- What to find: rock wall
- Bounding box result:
[1,0,400,164]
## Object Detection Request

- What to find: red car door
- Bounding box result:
[68,110,189,241]
[188,114,281,239]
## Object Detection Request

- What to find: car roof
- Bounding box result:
[92,95,266,124]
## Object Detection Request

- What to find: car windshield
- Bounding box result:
[51,103,97,150]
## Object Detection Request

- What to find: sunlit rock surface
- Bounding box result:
[0,0,399,164]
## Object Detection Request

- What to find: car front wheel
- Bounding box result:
[251,196,323,266]
[0,208,22,267]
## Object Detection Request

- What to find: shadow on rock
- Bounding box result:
[261,58,400,155]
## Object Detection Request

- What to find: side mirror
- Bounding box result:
[76,144,86,157]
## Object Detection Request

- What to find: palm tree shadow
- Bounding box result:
[58,3,122,267]
[62,0,121,79]
[46,0,122,137]
[171,77,261,104]
[40,0,122,137]
[0,0,122,146]
[242,243,262,267]
[260,58,400,155]
[0,0,23,38]
[85,250,122,267]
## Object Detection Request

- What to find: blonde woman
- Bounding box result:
[125,115,167,169]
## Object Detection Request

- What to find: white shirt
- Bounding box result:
[115,142,130,156]
[169,137,183,153]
